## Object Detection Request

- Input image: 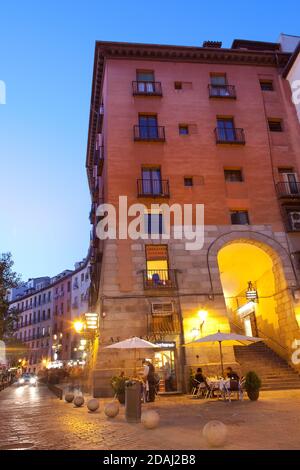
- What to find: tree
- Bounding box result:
[0,252,21,339]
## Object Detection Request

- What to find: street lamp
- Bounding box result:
[73,320,84,333]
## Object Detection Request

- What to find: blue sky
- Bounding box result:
[0,0,298,280]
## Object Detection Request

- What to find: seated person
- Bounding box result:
[193,368,209,390]
[225,367,240,381]
[225,367,240,392]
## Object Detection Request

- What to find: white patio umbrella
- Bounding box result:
[184,330,263,376]
[105,337,158,375]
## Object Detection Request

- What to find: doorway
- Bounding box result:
[242,311,258,337]
[154,347,178,393]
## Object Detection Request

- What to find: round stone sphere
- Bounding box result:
[104,401,119,418]
[74,395,84,407]
[203,421,228,448]
[65,392,74,403]
[87,398,99,412]
[141,410,160,429]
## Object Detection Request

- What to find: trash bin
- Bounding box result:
[125,380,142,423]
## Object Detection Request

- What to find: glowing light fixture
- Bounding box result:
[73,320,84,333]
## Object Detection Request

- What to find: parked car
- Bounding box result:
[18,373,37,386]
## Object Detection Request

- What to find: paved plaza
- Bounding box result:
[0,384,300,450]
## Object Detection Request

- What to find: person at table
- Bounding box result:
[225,367,240,381]
[194,367,207,384]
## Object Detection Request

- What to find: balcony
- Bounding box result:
[94,146,104,176]
[150,313,181,335]
[214,127,245,145]
[132,81,162,96]
[134,125,165,142]
[276,182,300,199]
[143,269,177,290]
[137,179,170,198]
[208,84,236,99]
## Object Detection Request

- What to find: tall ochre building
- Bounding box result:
[86,38,300,396]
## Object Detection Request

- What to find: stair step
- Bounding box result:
[234,341,300,391]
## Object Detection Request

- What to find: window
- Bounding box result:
[179,125,189,135]
[144,213,164,235]
[210,74,229,96]
[47,309,51,319]
[174,81,182,90]
[217,118,236,141]
[184,177,193,187]
[230,210,250,225]
[211,74,227,86]
[268,119,283,132]
[67,281,71,292]
[141,167,162,195]
[139,115,158,139]
[286,208,300,231]
[145,245,169,283]
[136,70,155,93]
[260,80,274,91]
[81,273,84,282]
[224,169,243,182]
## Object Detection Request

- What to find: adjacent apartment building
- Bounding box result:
[9,258,90,372]
[86,38,300,396]
[280,34,300,123]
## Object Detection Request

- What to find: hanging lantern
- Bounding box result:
[246,281,258,302]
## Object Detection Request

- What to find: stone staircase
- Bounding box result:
[234,342,300,391]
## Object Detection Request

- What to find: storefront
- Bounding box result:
[153,341,179,393]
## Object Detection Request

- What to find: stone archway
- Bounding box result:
[207,231,299,361]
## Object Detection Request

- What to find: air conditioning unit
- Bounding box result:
[151,302,174,316]
[290,212,300,231]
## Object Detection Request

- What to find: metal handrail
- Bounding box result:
[276,181,300,197]
[137,179,170,197]
[208,84,236,98]
[215,127,245,144]
[132,81,162,96]
[143,269,177,289]
[230,319,289,353]
[134,125,165,141]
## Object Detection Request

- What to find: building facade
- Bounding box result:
[9,259,90,373]
[86,38,300,396]
[281,34,300,123]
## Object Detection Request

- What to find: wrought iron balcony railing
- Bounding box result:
[134,125,165,142]
[132,81,162,96]
[149,314,181,335]
[143,269,177,290]
[208,84,236,98]
[214,127,245,144]
[276,182,300,198]
[137,179,170,198]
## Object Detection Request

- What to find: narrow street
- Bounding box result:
[1,384,300,450]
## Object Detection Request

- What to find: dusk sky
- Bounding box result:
[0,0,298,281]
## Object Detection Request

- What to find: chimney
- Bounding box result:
[202,41,222,49]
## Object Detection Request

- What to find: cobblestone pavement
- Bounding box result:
[0,384,300,450]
